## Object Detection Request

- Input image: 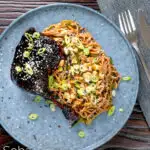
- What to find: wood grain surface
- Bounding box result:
[0,0,150,150]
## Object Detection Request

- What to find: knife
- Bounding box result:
[138,9,150,49]
[138,9,150,128]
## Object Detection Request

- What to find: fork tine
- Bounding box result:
[118,14,125,34]
[124,11,132,33]
[128,10,136,31]
[121,12,128,34]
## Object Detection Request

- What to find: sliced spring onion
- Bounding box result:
[93,58,98,63]
[47,25,55,30]
[24,63,33,75]
[83,48,90,56]
[58,67,63,72]
[53,82,59,89]
[15,66,22,73]
[99,73,104,79]
[71,119,81,128]
[73,48,78,53]
[73,65,80,71]
[64,35,70,45]
[83,72,92,83]
[33,96,41,103]
[64,92,70,99]
[90,83,96,89]
[86,86,92,93]
[110,57,113,64]
[112,90,116,97]
[122,76,131,81]
[119,108,124,112]
[48,76,54,88]
[61,83,69,91]
[76,40,84,49]
[50,103,56,112]
[62,40,65,46]
[72,57,78,64]
[108,106,116,116]
[25,32,33,42]
[69,66,75,75]
[38,48,46,55]
[70,93,76,99]
[77,88,85,96]
[27,43,34,50]
[92,64,99,70]
[111,84,115,90]
[75,82,80,89]
[64,47,69,55]
[78,130,85,138]
[23,51,30,58]
[28,113,39,120]
[59,60,65,67]
[86,84,96,93]
[62,20,72,26]
[80,65,87,72]
[71,66,79,74]
[33,32,40,39]
[91,76,99,83]
[45,100,53,105]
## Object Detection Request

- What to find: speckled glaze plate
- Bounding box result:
[0,3,139,150]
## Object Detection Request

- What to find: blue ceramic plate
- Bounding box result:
[0,3,139,150]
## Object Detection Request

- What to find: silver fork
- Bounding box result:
[118,10,150,82]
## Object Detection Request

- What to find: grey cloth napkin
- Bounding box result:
[97,0,150,127]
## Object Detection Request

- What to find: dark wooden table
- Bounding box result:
[0,0,150,150]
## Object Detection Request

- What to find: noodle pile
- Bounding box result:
[42,20,121,124]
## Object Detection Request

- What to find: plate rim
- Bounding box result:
[0,3,139,150]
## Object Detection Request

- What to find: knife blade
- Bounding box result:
[138,9,150,49]
[138,9,150,128]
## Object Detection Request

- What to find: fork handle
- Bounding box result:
[132,42,150,82]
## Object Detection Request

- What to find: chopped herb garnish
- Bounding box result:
[23,51,30,58]
[24,63,33,75]
[119,108,124,112]
[78,130,85,138]
[33,96,41,103]
[122,76,131,81]
[38,48,46,55]
[50,103,56,112]
[15,66,22,73]
[108,106,116,116]
[28,113,39,120]
[33,32,40,39]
